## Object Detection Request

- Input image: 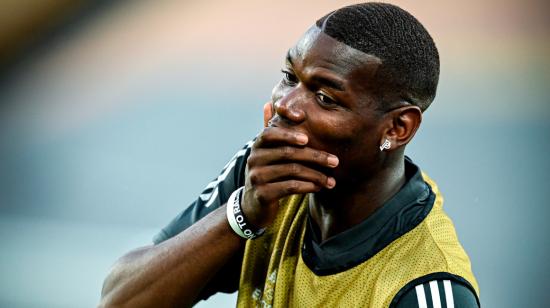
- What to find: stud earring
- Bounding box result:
[379,139,391,151]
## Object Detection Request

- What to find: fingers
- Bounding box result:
[248,164,336,189]
[241,124,340,228]
[249,126,339,187]
[255,126,309,147]
[248,146,339,170]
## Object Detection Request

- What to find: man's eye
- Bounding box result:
[281,70,298,85]
[316,93,337,106]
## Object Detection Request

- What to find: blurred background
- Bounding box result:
[0,0,548,307]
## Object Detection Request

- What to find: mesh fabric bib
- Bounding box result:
[237,174,479,307]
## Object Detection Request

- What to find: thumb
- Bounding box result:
[263,101,273,127]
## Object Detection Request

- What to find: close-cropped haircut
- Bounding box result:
[316,2,439,112]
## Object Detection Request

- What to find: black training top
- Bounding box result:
[153,140,479,307]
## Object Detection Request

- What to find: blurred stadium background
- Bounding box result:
[0,0,548,307]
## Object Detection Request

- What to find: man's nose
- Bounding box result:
[274,89,306,124]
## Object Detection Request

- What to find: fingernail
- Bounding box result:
[296,134,308,144]
[327,177,336,188]
[327,155,339,167]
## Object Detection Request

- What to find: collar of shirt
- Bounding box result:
[302,156,435,275]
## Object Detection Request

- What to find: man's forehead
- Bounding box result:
[291,27,322,57]
[287,26,381,76]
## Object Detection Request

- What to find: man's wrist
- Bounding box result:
[226,187,265,240]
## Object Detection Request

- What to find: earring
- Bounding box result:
[379,139,391,151]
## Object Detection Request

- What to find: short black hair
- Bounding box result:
[316,2,439,112]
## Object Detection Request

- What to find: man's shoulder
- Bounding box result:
[391,275,480,308]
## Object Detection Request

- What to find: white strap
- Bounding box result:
[226,187,247,238]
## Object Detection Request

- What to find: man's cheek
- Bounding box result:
[270,82,285,103]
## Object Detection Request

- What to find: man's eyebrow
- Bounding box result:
[285,49,345,91]
[285,50,293,66]
[311,75,346,91]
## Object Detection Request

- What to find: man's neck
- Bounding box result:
[309,157,406,242]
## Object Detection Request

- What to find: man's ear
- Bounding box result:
[382,105,422,149]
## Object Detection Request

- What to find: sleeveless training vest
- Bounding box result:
[237,174,479,307]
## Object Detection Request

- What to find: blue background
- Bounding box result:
[0,1,548,307]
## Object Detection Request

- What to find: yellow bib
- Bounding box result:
[237,174,479,307]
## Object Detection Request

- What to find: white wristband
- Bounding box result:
[226,186,264,239]
[226,187,247,238]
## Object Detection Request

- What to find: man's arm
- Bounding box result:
[100,140,252,307]
[100,131,336,306]
[100,206,244,307]
[100,104,339,307]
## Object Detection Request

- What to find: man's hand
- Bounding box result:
[263,101,274,128]
[241,121,339,229]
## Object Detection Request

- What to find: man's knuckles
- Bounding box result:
[280,146,296,159]
[284,180,319,194]
[247,169,263,185]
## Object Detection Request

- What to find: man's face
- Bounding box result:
[269,26,388,185]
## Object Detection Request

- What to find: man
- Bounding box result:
[100,3,479,307]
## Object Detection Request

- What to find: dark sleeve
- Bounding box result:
[392,278,479,308]
[152,140,253,244]
[152,140,253,300]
